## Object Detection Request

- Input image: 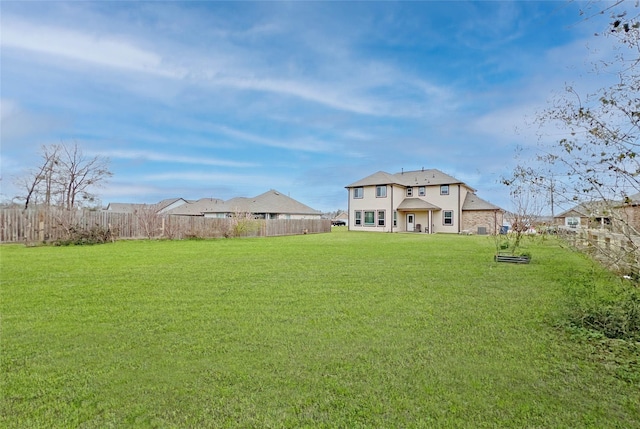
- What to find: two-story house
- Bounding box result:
[346,169,503,234]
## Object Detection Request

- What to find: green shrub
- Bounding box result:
[562,271,640,342]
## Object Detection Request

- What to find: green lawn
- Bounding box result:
[2,230,639,428]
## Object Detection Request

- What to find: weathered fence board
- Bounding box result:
[0,209,331,243]
[558,228,640,276]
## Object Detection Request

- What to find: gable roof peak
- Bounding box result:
[392,168,468,188]
[345,171,399,188]
[462,193,502,211]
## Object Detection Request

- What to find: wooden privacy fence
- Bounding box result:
[558,227,640,277]
[0,209,331,243]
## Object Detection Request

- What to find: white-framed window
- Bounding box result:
[378,210,385,226]
[567,217,579,228]
[354,211,362,226]
[364,211,375,225]
[393,211,397,227]
[406,187,413,197]
[419,186,426,196]
[443,210,453,225]
[440,185,449,195]
[376,185,387,198]
[353,187,364,199]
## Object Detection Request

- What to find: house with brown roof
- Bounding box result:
[346,169,503,234]
[553,201,612,229]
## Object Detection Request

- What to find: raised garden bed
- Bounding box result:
[494,253,531,264]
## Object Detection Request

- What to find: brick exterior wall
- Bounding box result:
[614,205,640,234]
[462,210,503,235]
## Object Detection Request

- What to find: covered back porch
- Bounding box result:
[396,198,441,233]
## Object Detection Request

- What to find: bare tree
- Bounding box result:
[501,165,546,256]
[224,208,261,238]
[534,4,639,214]
[56,143,112,210]
[16,144,60,210]
[506,3,640,273]
[133,204,162,239]
[15,142,112,210]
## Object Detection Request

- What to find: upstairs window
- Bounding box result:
[376,185,387,198]
[353,187,364,199]
[419,186,426,196]
[406,187,413,197]
[440,185,449,195]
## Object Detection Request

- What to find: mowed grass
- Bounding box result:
[1,230,639,428]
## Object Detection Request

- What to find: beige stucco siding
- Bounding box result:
[349,184,399,232]
[409,184,469,233]
[350,183,475,233]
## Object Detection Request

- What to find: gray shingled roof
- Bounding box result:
[156,198,187,211]
[106,199,189,214]
[163,190,320,216]
[105,202,147,213]
[163,198,225,216]
[393,169,466,188]
[462,193,502,211]
[346,169,475,191]
[235,190,320,215]
[397,198,441,210]
[555,200,615,218]
[345,171,402,188]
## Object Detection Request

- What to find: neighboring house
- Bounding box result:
[332,211,349,226]
[615,192,640,234]
[104,202,145,213]
[164,190,322,219]
[345,169,503,234]
[105,198,189,214]
[156,198,191,214]
[554,201,612,229]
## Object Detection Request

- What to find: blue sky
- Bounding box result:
[1,1,615,212]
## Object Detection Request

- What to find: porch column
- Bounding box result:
[428,210,432,234]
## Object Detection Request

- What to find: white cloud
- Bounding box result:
[140,171,292,192]
[100,184,163,199]
[211,124,335,152]
[0,98,66,143]
[99,149,256,168]
[213,75,401,117]
[1,18,186,78]
[2,13,449,118]
[0,99,18,121]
